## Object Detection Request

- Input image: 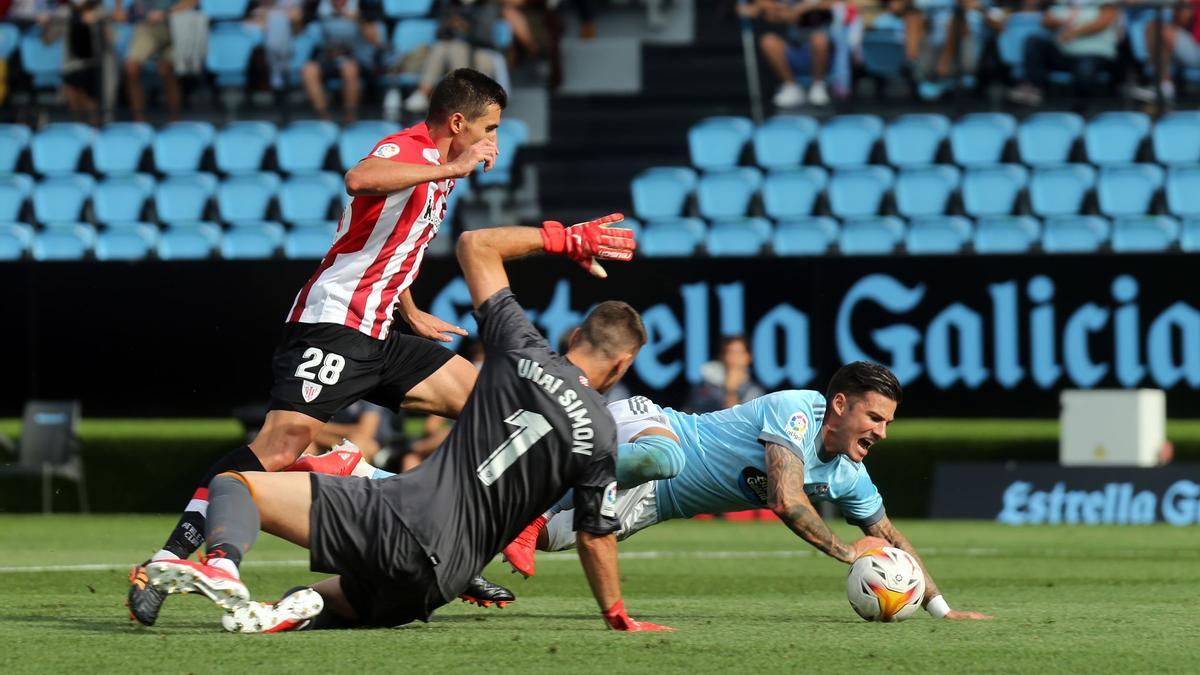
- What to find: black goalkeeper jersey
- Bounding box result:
[385,288,621,602]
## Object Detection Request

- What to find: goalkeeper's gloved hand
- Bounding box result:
[539,213,636,279]
[602,599,674,632]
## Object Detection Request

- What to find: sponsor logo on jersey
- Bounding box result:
[579,375,590,388]
[372,143,400,159]
[738,467,769,506]
[786,412,809,444]
[601,481,618,518]
[421,147,441,164]
[301,381,323,402]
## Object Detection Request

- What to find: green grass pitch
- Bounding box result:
[1,516,1197,673]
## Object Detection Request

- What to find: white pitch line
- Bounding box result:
[0,547,1010,574]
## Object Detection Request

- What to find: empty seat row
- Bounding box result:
[0,221,341,261]
[633,215,1200,257]
[0,118,529,178]
[1,171,472,228]
[688,111,1200,172]
[631,164,1200,222]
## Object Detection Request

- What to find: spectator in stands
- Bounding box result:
[5,0,57,26]
[1134,0,1200,102]
[308,400,395,464]
[404,0,500,113]
[301,0,383,122]
[250,0,306,91]
[903,0,1003,95]
[738,0,835,108]
[40,0,115,125]
[500,0,563,89]
[114,0,196,122]
[1008,0,1118,105]
[686,335,765,413]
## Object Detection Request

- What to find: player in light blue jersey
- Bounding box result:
[503,361,991,621]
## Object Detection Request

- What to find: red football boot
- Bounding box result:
[284,441,364,477]
[502,515,547,578]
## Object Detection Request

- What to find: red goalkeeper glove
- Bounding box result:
[539,213,636,279]
[602,599,673,632]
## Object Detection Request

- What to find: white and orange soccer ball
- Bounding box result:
[846,547,926,622]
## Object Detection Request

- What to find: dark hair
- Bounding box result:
[826,361,903,405]
[427,68,507,124]
[577,301,646,356]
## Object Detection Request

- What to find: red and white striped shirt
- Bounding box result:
[287,123,453,340]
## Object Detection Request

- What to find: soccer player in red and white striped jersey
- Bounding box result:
[128,69,514,625]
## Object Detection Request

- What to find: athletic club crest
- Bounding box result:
[302,381,323,402]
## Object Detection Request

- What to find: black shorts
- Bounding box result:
[308,474,450,627]
[268,322,455,423]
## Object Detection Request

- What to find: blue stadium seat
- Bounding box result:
[0,222,34,260]
[894,165,959,217]
[973,216,1040,254]
[696,168,762,220]
[19,27,63,88]
[387,19,438,87]
[217,173,281,224]
[0,23,19,60]
[818,115,884,168]
[31,224,95,260]
[772,217,838,256]
[33,175,94,224]
[280,172,342,224]
[1166,165,1200,217]
[1097,164,1164,217]
[284,223,338,259]
[1152,111,1200,166]
[1042,215,1109,253]
[93,122,153,175]
[839,216,905,255]
[1017,112,1085,167]
[1085,112,1151,166]
[474,121,525,187]
[221,222,285,259]
[0,124,31,172]
[1029,164,1095,216]
[753,115,818,170]
[157,223,221,260]
[0,175,34,221]
[338,121,402,170]
[93,174,155,225]
[640,218,705,256]
[761,167,826,220]
[705,217,772,256]
[31,123,94,176]
[631,167,697,221]
[1182,218,1200,252]
[861,24,906,78]
[962,164,1027,217]
[153,122,216,175]
[1111,215,1179,253]
[383,0,434,18]
[997,12,1046,79]
[276,120,338,174]
[206,23,263,87]
[884,114,951,168]
[94,224,157,261]
[215,121,277,175]
[155,173,218,224]
[688,116,754,171]
[950,113,1016,167]
[828,166,894,218]
[905,215,972,254]
[200,0,250,21]
[494,20,512,50]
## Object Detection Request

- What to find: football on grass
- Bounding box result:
[846,547,926,622]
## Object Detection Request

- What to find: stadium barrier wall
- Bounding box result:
[5,254,1200,418]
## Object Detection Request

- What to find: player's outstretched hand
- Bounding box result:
[603,599,674,632]
[540,213,636,279]
[448,138,499,177]
[944,609,993,620]
[403,308,468,342]
[850,536,892,560]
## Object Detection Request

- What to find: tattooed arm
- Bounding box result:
[862,516,992,620]
[764,443,885,564]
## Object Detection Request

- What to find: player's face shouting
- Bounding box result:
[839,392,897,462]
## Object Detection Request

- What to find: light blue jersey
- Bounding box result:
[653,390,885,526]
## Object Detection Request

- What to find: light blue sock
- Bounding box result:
[371,468,396,479]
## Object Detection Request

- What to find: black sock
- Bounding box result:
[158,446,265,560]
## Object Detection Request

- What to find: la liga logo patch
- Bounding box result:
[372,143,400,159]
[785,411,809,444]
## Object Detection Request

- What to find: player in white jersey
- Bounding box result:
[503,362,992,621]
[130,69,525,624]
